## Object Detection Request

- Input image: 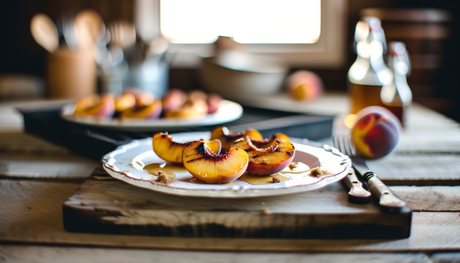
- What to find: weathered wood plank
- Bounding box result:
[431,252,460,263]
[0,132,71,156]
[0,155,96,181]
[0,245,432,263]
[1,180,460,252]
[367,155,460,186]
[391,186,460,211]
[62,175,411,239]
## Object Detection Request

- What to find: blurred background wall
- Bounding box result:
[0,0,459,122]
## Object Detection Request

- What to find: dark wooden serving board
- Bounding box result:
[63,168,412,239]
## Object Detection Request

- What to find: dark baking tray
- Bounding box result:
[18,106,334,160]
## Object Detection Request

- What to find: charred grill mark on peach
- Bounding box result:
[232,137,296,175]
[186,157,205,163]
[182,140,249,183]
[196,142,206,154]
[153,132,188,164]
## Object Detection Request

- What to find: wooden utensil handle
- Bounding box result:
[366,174,407,213]
[343,168,371,204]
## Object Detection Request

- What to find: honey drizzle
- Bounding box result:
[280,161,311,174]
[144,161,311,186]
[237,172,291,185]
[144,163,187,179]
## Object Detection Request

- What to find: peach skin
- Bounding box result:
[351,106,401,159]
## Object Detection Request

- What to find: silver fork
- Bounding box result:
[333,135,407,214]
[331,136,371,204]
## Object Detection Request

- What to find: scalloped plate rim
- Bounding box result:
[102,132,351,198]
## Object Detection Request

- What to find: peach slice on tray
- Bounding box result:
[188,90,208,101]
[162,89,187,113]
[120,99,162,119]
[123,88,155,106]
[74,94,115,117]
[232,137,295,175]
[182,140,249,183]
[164,99,208,118]
[207,93,223,114]
[153,132,222,164]
[115,92,136,113]
[210,126,263,151]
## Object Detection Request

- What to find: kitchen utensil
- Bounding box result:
[57,10,79,49]
[108,21,136,49]
[333,134,407,213]
[47,49,96,99]
[30,13,59,53]
[75,9,104,50]
[326,141,371,204]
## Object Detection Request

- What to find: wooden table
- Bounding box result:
[1,95,460,262]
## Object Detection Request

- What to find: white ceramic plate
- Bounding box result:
[102,132,350,198]
[61,100,243,131]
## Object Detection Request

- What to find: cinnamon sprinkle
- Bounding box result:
[152,170,171,184]
[272,175,281,183]
[310,167,329,177]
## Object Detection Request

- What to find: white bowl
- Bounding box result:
[199,54,287,98]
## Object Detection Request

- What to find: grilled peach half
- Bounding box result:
[210,126,263,151]
[232,138,295,175]
[74,94,115,117]
[162,88,187,113]
[121,99,162,119]
[115,92,136,114]
[207,93,223,114]
[183,140,249,183]
[268,133,290,142]
[164,99,208,118]
[123,88,155,106]
[152,132,221,164]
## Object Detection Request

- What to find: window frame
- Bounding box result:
[153,0,347,68]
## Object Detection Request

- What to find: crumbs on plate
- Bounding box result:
[151,170,171,184]
[310,167,330,178]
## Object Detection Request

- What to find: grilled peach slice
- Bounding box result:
[183,140,249,183]
[121,99,162,119]
[74,94,100,112]
[210,126,263,151]
[123,88,155,106]
[153,133,221,164]
[201,139,222,155]
[115,92,136,114]
[207,93,223,114]
[162,88,187,113]
[74,93,115,117]
[152,132,186,164]
[164,99,208,118]
[188,90,208,101]
[269,133,290,142]
[232,138,295,175]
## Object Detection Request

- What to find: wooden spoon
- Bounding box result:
[75,9,104,50]
[30,13,59,52]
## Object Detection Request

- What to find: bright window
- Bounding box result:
[148,0,346,68]
[160,0,321,44]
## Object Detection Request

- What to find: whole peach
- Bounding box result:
[286,70,323,101]
[351,106,401,159]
